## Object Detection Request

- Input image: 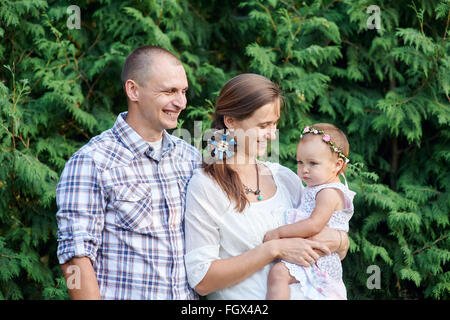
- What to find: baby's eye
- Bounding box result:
[297,160,303,164]
[310,162,318,166]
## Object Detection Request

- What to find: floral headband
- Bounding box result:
[300,126,350,164]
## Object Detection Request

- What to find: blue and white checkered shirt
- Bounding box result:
[56,112,202,299]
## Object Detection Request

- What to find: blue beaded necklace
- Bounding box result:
[243,162,263,201]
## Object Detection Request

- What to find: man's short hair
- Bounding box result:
[121,46,180,89]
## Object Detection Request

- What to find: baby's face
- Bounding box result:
[296,135,342,187]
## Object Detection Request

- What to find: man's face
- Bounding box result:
[136,56,188,137]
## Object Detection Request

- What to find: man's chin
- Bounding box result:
[164,120,179,131]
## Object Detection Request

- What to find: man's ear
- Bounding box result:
[125,79,139,102]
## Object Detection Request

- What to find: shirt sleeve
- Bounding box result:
[56,152,106,264]
[184,170,222,290]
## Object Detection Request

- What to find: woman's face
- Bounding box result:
[225,101,280,161]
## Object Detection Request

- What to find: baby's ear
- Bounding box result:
[335,158,345,174]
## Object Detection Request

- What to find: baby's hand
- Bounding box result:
[263,228,281,242]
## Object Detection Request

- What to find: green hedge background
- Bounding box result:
[0,0,449,299]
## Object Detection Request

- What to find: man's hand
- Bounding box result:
[263,228,281,243]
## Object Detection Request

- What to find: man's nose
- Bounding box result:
[173,91,187,109]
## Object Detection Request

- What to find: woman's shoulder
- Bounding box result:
[188,167,214,188]
[263,161,303,208]
[186,167,231,215]
[263,161,302,185]
[187,167,226,197]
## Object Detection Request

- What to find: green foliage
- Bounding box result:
[0,0,448,299]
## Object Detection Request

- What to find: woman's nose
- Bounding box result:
[266,127,277,140]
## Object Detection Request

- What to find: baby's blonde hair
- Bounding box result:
[301,123,350,174]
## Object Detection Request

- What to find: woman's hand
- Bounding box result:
[308,227,349,260]
[271,237,331,267]
[263,228,281,242]
[193,236,331,296]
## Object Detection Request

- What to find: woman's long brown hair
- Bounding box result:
[203,73,282,212]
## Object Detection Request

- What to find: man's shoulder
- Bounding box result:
[68,129,132,171]
[170,134,202,160]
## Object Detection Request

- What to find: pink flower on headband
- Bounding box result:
[303,126,310,133]
[323,134,331,142]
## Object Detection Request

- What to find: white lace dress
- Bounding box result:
[283,181,356,300]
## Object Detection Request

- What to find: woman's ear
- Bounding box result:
[223,116,235,130]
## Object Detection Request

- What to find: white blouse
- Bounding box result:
[184,161,303,300]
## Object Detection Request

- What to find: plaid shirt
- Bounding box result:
[56,112,202,299]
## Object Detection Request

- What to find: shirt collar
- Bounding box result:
[112,112,176,158]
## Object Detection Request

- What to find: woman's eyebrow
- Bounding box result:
[257,119,278,125]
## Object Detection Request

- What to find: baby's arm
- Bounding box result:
[264,188,344,242]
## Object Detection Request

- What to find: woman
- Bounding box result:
[184,73,348,299]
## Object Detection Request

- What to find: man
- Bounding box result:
[56,46,202,299]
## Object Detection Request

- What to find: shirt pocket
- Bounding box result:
[112,184,155,233]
